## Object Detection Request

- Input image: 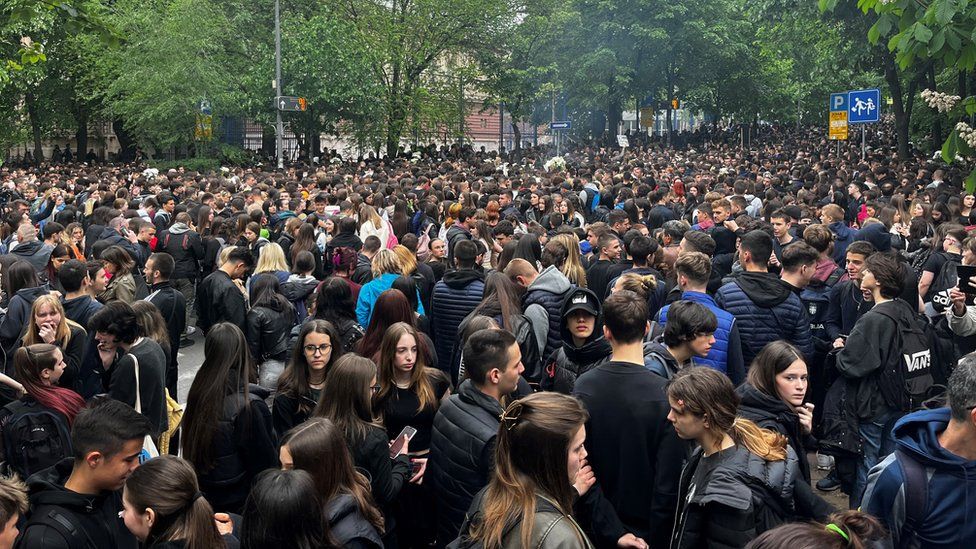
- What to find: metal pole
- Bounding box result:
[861,125,866,160]
[274,0,284,169]
[499,102,504,153]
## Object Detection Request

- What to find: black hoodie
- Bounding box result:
[17,458,138,549]
[542,288,612,393]
[735,271,793,308]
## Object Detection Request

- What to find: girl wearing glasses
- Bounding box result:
[273,320,344,435]
[373,322,450,547]
[314,354,410,546]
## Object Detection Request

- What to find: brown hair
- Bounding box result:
[0,474,28,527]
[312,354,379,444]
[281,419,385,537]
[668,367,787,461]
[123,456,223,549]
[745,510,885,549]
[746,341,805,404]
[471,393,588,549]
[374,322,438,413]
[674,251,711,285]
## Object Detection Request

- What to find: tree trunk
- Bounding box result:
[607,98,622,146]
[511,120,522,152]
[25,93,43,163]
[666,61,675,148]
[113,119,137,162]
[883,51,911,160]
[75,108,89,160]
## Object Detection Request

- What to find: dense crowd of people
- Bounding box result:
[0,125,975,548]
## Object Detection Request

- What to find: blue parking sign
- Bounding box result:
[830,93,847,113]
[848,88,880,123]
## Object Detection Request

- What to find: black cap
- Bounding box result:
[564,289,599,317]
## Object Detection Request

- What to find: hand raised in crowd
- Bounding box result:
[796,403,814,435]
[573,459,596,496]
[950,286,968,316]
[38,322,57,344]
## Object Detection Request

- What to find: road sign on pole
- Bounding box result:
[275,96,307,112]
[549,121,571,130]
[829,93,847,113]
[829,111,848,140]
[848,88,880,123]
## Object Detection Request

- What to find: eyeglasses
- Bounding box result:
[370,384,381,394]
[303,343,332,355]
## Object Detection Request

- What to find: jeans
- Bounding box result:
[851,410,900,508]
[258,359,286,392]
[173,278,196,330]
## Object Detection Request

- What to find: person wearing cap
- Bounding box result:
[430,239,486,374]
[541,287,611,394]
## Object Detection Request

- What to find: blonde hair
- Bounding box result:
[24,294,82,348]
[614,272,658,300]
[255,242,289,274]
[371,249,401,278]
[359,205,383,230]
[392,245,417,277]
[551,233,587,288]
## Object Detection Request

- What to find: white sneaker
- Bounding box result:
[184,326,196,336]
[816,453,834,470]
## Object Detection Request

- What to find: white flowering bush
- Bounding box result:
[544,156,566,172]
[921,89,961,113]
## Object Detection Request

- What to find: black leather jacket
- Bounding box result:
[245,304,295,362]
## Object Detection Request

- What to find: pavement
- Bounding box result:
[175,328,207,405]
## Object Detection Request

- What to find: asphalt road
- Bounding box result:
[175,328,207,405]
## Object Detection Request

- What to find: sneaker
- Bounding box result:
[816,470,841,492]
[184,326,196,336]
[179,337,195,349]
[816,453,834,470]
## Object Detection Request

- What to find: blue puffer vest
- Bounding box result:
[715,275,812,367]
[431,270,485,372]
[658,291,733,374]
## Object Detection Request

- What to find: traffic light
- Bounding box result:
[298,97,308,111]
[672,98,679,110]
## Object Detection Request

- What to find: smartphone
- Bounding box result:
[389,426,418,459]
[958,265,976,299]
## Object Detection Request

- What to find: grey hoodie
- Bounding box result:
[524,266,573,356]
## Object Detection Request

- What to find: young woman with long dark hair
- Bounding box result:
[357,288,434,367]
[181,323,278,514]
[313,277,365,353]
[280,418,385,548]
[291,223,324,278]
[245,273,296,389]
[454,392,594,549]
[273,319,343,435]
[122,455,224,549]
[667,367,829,548]
[313,354,410,538]
[242,469,331,549]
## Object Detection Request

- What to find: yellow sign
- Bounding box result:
[639,107,655,128]
[195,114,213,141]
[829,111,848,141]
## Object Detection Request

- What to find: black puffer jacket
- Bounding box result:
[194,385,278,514]
[326,493,383,548]
[245,303,295,363]
[671,444,800,549]
[736,383,814,482]
[523,266,574,366]
[431,268,485,374]
[542,288,612,394]
[427,380,503,546]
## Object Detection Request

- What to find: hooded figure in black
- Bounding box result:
[541,287,612,393]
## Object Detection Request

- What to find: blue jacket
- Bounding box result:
[715,272,813,367]
[355,272,425,327]
[658,291,745,384]
[862,408,976,549]
[430,269,485,373]
[829,221,856,265]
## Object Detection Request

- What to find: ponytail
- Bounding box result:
[745,510,885,549]
[182,493,223,549]
[730,417,787,461]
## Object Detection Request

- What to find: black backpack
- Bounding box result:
[800,266,846,346]
[924,254,959,317]
[1,398,72,478]
[873,305,941,412]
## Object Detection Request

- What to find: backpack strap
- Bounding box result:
[895,449,929,542]
[31,508,99,548]
[825,266,846,287]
